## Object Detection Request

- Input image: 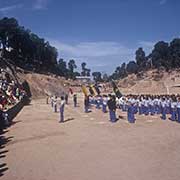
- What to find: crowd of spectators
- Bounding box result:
[0,68,26,129]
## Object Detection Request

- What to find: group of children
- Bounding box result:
[84,94,180,123]
[118,94,180,123]
[0,69,26,130]
[48,91,180,124]
[48,93,78,123]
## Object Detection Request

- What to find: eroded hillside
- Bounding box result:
[118,69,180,94]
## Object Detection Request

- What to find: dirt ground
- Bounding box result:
[1,94,180,180]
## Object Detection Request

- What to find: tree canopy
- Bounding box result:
[111,38,180,80]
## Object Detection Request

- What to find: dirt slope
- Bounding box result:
[18,72,68,98]
[118,69,180,94]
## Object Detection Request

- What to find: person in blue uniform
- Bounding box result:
[84,95,89,113]
[161,97,167,120]
[170,96,177,121]
[127,100,135,123]
[149,97,155,115]
[96,96,101,109]
[177,97,180,123]
[102,95,108,113]
[107,95,117,123]
[144,97,149,116]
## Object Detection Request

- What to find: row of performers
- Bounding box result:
[84,94,180,123]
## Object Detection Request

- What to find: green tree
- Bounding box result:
[57,58,67,76]
[151,41,170,69]
[68,59,77,79]
[126,61,138,74]
[135,47,146,69]
[169,38,180,68]
[81,62,91,76]
[92,72,102,82]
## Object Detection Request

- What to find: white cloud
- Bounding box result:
[49,40,134,58]
[48,39,135,73]
[33,0,49,10]
[138,41,155,48]
[0,4,23,14]
[160,0,167,5]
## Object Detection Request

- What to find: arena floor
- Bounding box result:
[1,95,180,180]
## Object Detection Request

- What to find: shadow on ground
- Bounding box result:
[0,130,13,177]
[64,118,75,123]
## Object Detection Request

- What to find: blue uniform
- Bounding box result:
[102,97,107,113]
[170,102,177,121]
[177,102,180,123]
[161,100,167,120]
[107,98,117,123]
[127,103,135,123]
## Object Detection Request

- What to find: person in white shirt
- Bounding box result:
[102,95,108,113]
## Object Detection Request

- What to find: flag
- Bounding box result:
[111,81,122,98]
[94,84,101,95]
[82,85,88,96]
[89,85,95,95]
[90,84,97,96]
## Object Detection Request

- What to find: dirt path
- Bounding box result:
[1,96,180,180]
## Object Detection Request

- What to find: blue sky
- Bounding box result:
[0,0,180,74]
